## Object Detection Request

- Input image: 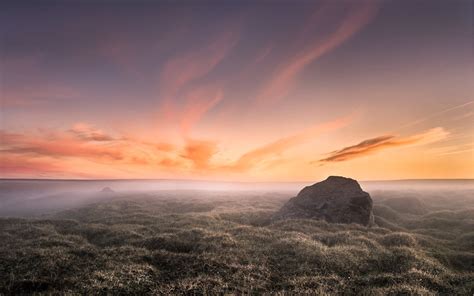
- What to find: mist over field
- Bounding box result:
[1,179,473,294]
[2,179,474,217]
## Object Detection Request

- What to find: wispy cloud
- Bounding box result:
[438,148,474,156]
[395,100,474,131]
[0,155,65,176]
[158,30,239,100]
[179,85,224,136]
[157,29,240,135]
[0,124,217,176]
[319,127,449,162]
[0,112,354,177]
[0,130,124,160]
[255,0,378,104]
[224,114,353,171]
[0,107,361,179]
[69,123,115,142]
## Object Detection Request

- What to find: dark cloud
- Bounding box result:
[319,128,448,162]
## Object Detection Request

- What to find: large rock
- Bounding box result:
[273,176,374,226]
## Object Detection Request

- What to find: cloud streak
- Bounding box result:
[157,29,240,135]
[395,100,474,131]
[319,127,449,162]
[0,130,124,160]
[224,114,353,171]
[0,124,218,177]
[179,85,224,136]
[2,119,451,179]
[256,0,378,104]
[0,155,65,176]
[69,123,115,142]
[0,113,353,177]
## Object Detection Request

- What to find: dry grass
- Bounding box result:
[0,189,473,294]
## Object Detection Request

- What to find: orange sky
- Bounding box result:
[1,0,473,181]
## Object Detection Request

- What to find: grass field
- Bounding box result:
[1,183,473,295]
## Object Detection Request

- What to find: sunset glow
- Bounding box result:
[1,0,473,181]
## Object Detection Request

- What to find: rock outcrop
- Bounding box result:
[273,176,374,226]
[100,187,115,194]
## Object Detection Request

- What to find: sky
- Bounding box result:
[0,0,473,181]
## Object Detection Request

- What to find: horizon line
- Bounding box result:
[1,177,473,183]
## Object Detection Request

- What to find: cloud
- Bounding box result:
[0,155,64,176]
[254,45,273,64]
[0,124,218,176]
[179,85,224,136]
[153,142,176,152]
[438,148,474,156]
[159,30,239,99]
[224,114,352,171]
[319,127,449,162]
[158,157,186,168]
[157,29,240,132]
[396,100,474,131]
[0,114,352,177]
[255,0,378,104]
[0,130,124,160]
[69,123,115,142]
[180,139,218,170]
